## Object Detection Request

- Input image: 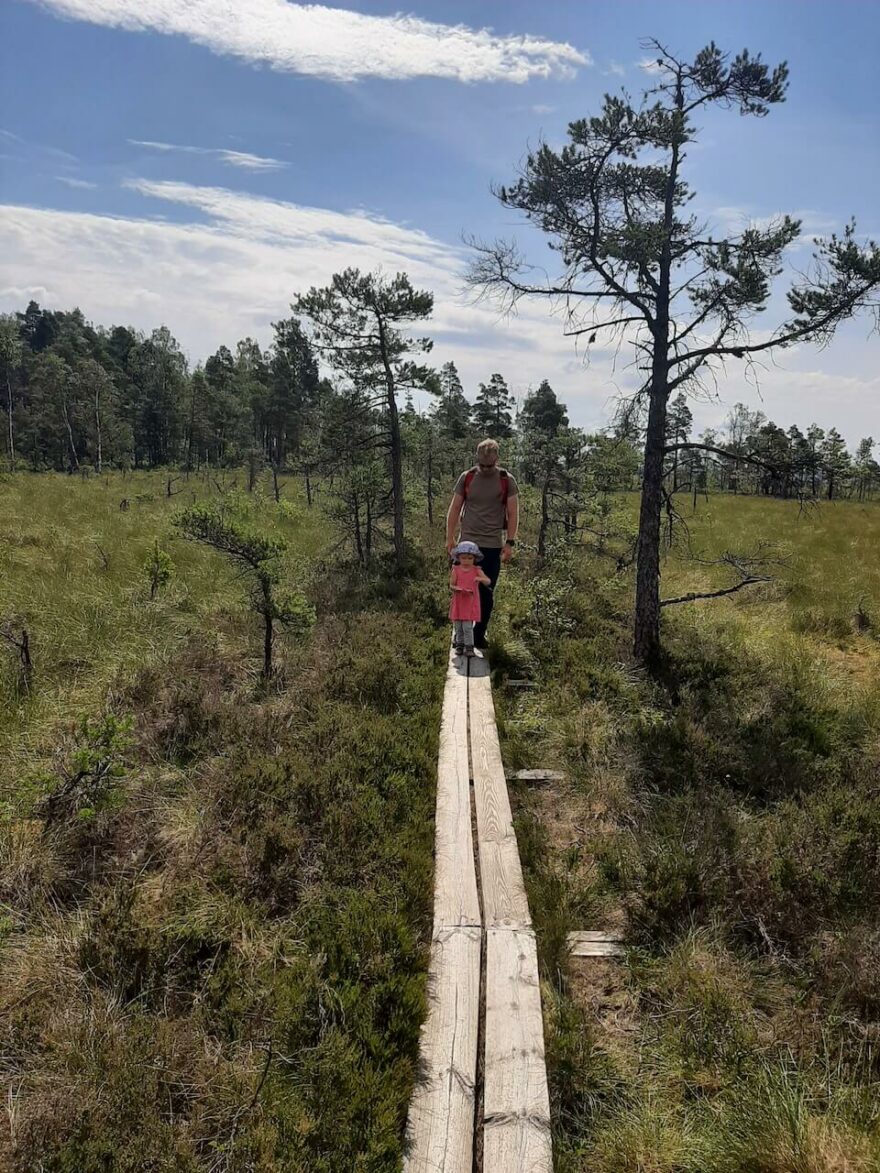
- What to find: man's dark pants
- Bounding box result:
[474,546,502,647]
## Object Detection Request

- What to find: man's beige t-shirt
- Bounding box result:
[453,467,519,547]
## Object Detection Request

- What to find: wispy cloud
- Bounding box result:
[708,205,838,248]
[531,104,555,115]
[56,176,97,188]
[0,182,626,426]
[28,0,589,84]
[1,126,78,162]
[4,184,870,438]
[129,139,289,172]
[603,61,626,78]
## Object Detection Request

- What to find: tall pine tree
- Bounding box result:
[472,372,515,438]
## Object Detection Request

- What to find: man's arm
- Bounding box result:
[502,494,519,563]
[446,493,464,554]
[505,495,519,541]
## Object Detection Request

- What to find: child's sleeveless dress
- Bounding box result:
[449,565,482,622]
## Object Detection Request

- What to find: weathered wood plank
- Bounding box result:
[507,770,565,784]
[468,671,531,930]
[483,927,552,1172]
[567,931,625,958]
[405,926,482,1173]
[433,650,480,928]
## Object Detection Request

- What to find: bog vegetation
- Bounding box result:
[1,471,450,1171]
[497,489,880,1171]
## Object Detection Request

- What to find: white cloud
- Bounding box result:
[700,206,839,252]
[2,182,874,440]
[603,60,626,77]
[0,183,625,426]
[531,104,555,115]
[28,0,589,84]
[56,176,98,189]
[129,139,289,172]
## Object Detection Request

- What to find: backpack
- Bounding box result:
[462,466,510,522]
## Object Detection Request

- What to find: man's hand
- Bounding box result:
[501,544,514,564]
[446,540,456,557]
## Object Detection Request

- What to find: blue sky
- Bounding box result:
[1,0,878,443]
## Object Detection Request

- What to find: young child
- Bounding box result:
[449,540,492,657]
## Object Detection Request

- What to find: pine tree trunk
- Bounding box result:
[376,317,405,568]
[633,363,669,667]
[426,443,434,525]
[62,398,80,472]
[5,376,15,470]
[633,83,682,668]
[537,476,550,559]
[259,573,274,679]
[94,386,103,474]
[352,492,364,564]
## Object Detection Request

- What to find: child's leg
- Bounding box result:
[462,621,475,647]
[453,620,466,650]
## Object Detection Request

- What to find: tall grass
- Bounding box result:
[660,493,880,657]
[0,471,326,781]
[491,493,880,1171]
[0,469,452,1171]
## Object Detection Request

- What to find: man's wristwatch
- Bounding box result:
[505,538,516,548]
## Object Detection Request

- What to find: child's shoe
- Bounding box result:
[464,646,476,658]
[454,644,465,656]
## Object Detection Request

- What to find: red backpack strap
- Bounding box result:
[499,468,509,505]
[463,467,510,509]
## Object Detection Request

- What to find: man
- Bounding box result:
[446,439,519,649]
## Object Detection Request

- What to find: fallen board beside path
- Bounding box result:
[568,930,625,958]
[507,769,565,784]
[405,649,552,1173]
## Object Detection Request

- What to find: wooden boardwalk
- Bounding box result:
[405,651,551,1172]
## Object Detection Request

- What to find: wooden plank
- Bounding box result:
[405,926,482,1173]
[483,928,552,1172]
[468,671,531,930]
[433,650,480,928]
[506,679,537,690]
[507,770,565,784]
[567,931,625,958]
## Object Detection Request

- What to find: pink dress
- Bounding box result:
[449,565,482,622]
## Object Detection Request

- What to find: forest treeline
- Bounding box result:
[1,299,877,524]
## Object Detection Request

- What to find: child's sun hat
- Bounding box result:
[451,540,483,563]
